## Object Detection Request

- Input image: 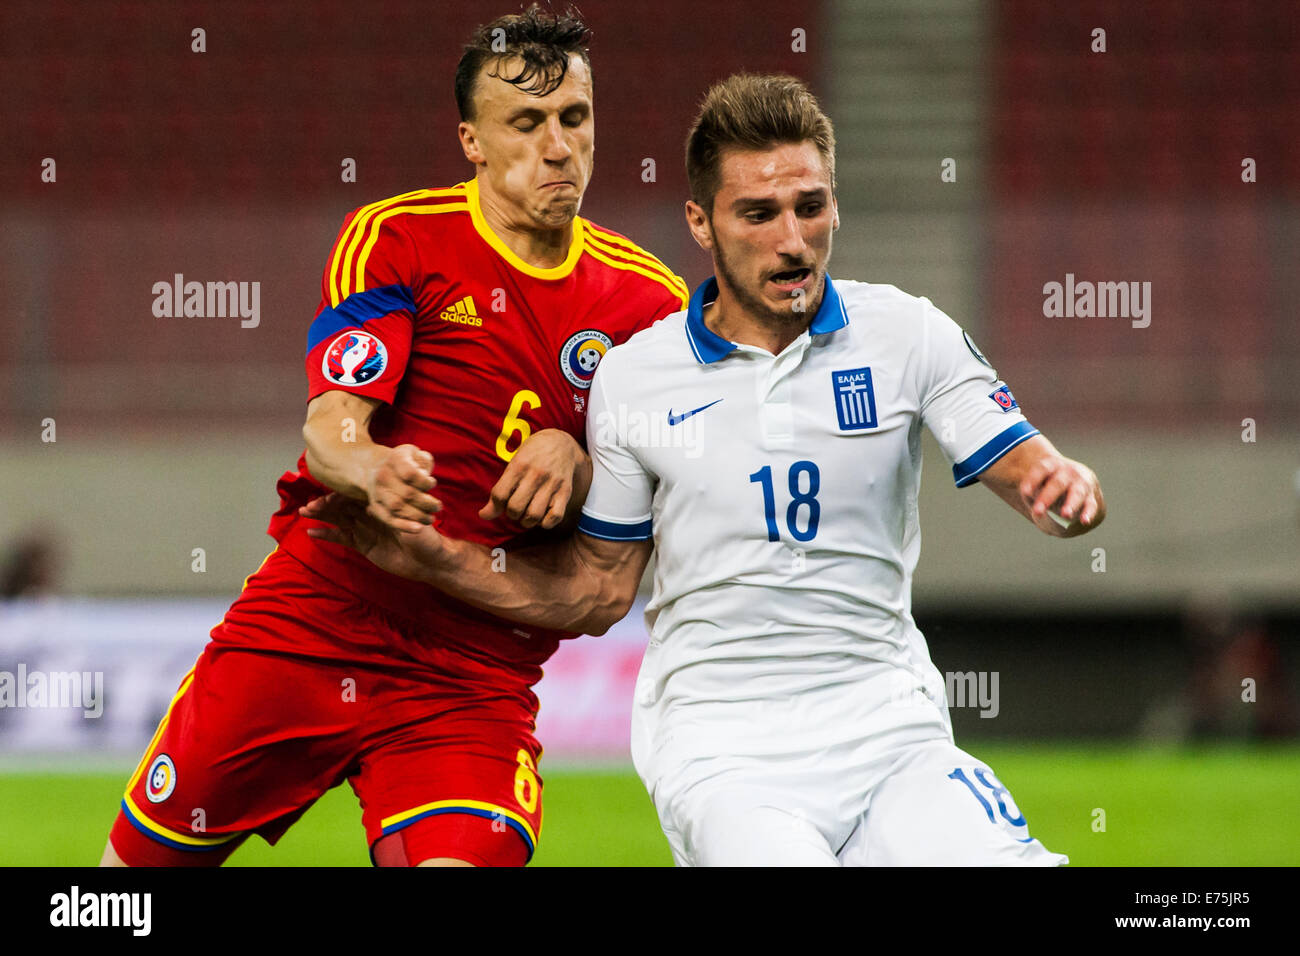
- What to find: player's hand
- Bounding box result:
[300,493,451,582]
[364,444,442,534]
[1018,454,1105,537]
[481,429,590,530]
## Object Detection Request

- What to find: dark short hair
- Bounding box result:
[686,73,836,215]
[454,4,593,121]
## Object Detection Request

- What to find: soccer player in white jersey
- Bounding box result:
[303,73,1106,866]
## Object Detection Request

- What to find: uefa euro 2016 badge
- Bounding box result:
[323,330,388,386]
[559,329,612,389]
[145,754,177,803]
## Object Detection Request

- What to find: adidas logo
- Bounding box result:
[439,295,483,327]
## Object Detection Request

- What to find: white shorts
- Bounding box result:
[653,737,1068,867]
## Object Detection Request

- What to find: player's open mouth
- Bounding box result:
[768,267,812,291]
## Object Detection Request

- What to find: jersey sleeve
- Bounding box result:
[917,298,1039,487]
[608,268,689,348]
[583,222,690,339]
[303,210,418,404]
[651,271,690,323]
[576,356,655,541]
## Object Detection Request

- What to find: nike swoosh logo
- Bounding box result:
[667,399,723,426]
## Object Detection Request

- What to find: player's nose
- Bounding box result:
[773,209,808,256]
[541,116,572,161]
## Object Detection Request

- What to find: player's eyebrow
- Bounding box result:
[558,100,591,118]
[730,187,829,210]
[505,106,548,124]
[505,100,590,124]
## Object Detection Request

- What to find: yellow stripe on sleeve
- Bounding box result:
[583,242,691,307]
[584,227,689,300]
[352,202,471,294]
[328,188,429,307]
[330,186,467,306]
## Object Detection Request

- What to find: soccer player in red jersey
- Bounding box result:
[101,6,687,867]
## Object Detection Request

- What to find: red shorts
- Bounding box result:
[109,550,544,867]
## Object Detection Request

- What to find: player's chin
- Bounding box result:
[535,202,580,228]
[536,189,582,218]
[760,287,809,317]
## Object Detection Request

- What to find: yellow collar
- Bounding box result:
[464,177,585,280]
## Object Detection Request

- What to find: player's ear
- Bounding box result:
[831,196,840,231]
[684,200,713,251]
[458,122,485,165]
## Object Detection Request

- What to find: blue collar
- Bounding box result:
[683,274,849,364]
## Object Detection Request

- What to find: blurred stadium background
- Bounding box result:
[1,0,1297,865]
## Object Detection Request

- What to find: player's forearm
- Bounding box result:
[558,452,594,530]
[980,436,1105,537]
[302,418,388,499]
[421,536,631,635]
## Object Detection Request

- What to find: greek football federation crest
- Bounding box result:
[559,329,612,389]
[146,754,176,803]
[832,367,878,430]
[323,330,388,386]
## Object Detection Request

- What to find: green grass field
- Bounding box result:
[4,744,1297,866]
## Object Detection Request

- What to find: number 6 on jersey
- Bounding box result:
[496,389,540,462]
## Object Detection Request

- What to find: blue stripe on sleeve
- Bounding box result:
[306,283,417,353]
[952,420,1040,487]
[578,513,653,541]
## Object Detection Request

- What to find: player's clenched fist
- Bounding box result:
[365,443,443,534]
[1018,454,1105,537]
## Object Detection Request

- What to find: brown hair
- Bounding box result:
[455,4,592,121]
[685,73,836,214]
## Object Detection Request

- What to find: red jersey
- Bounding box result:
[266,179,687,680]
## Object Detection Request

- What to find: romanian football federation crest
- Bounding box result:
[323,330,388,386]
[559,329,612,390]
[146,754,176,803]
[832,367,878,430]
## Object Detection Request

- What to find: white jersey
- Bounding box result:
[578,276,1038,787]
